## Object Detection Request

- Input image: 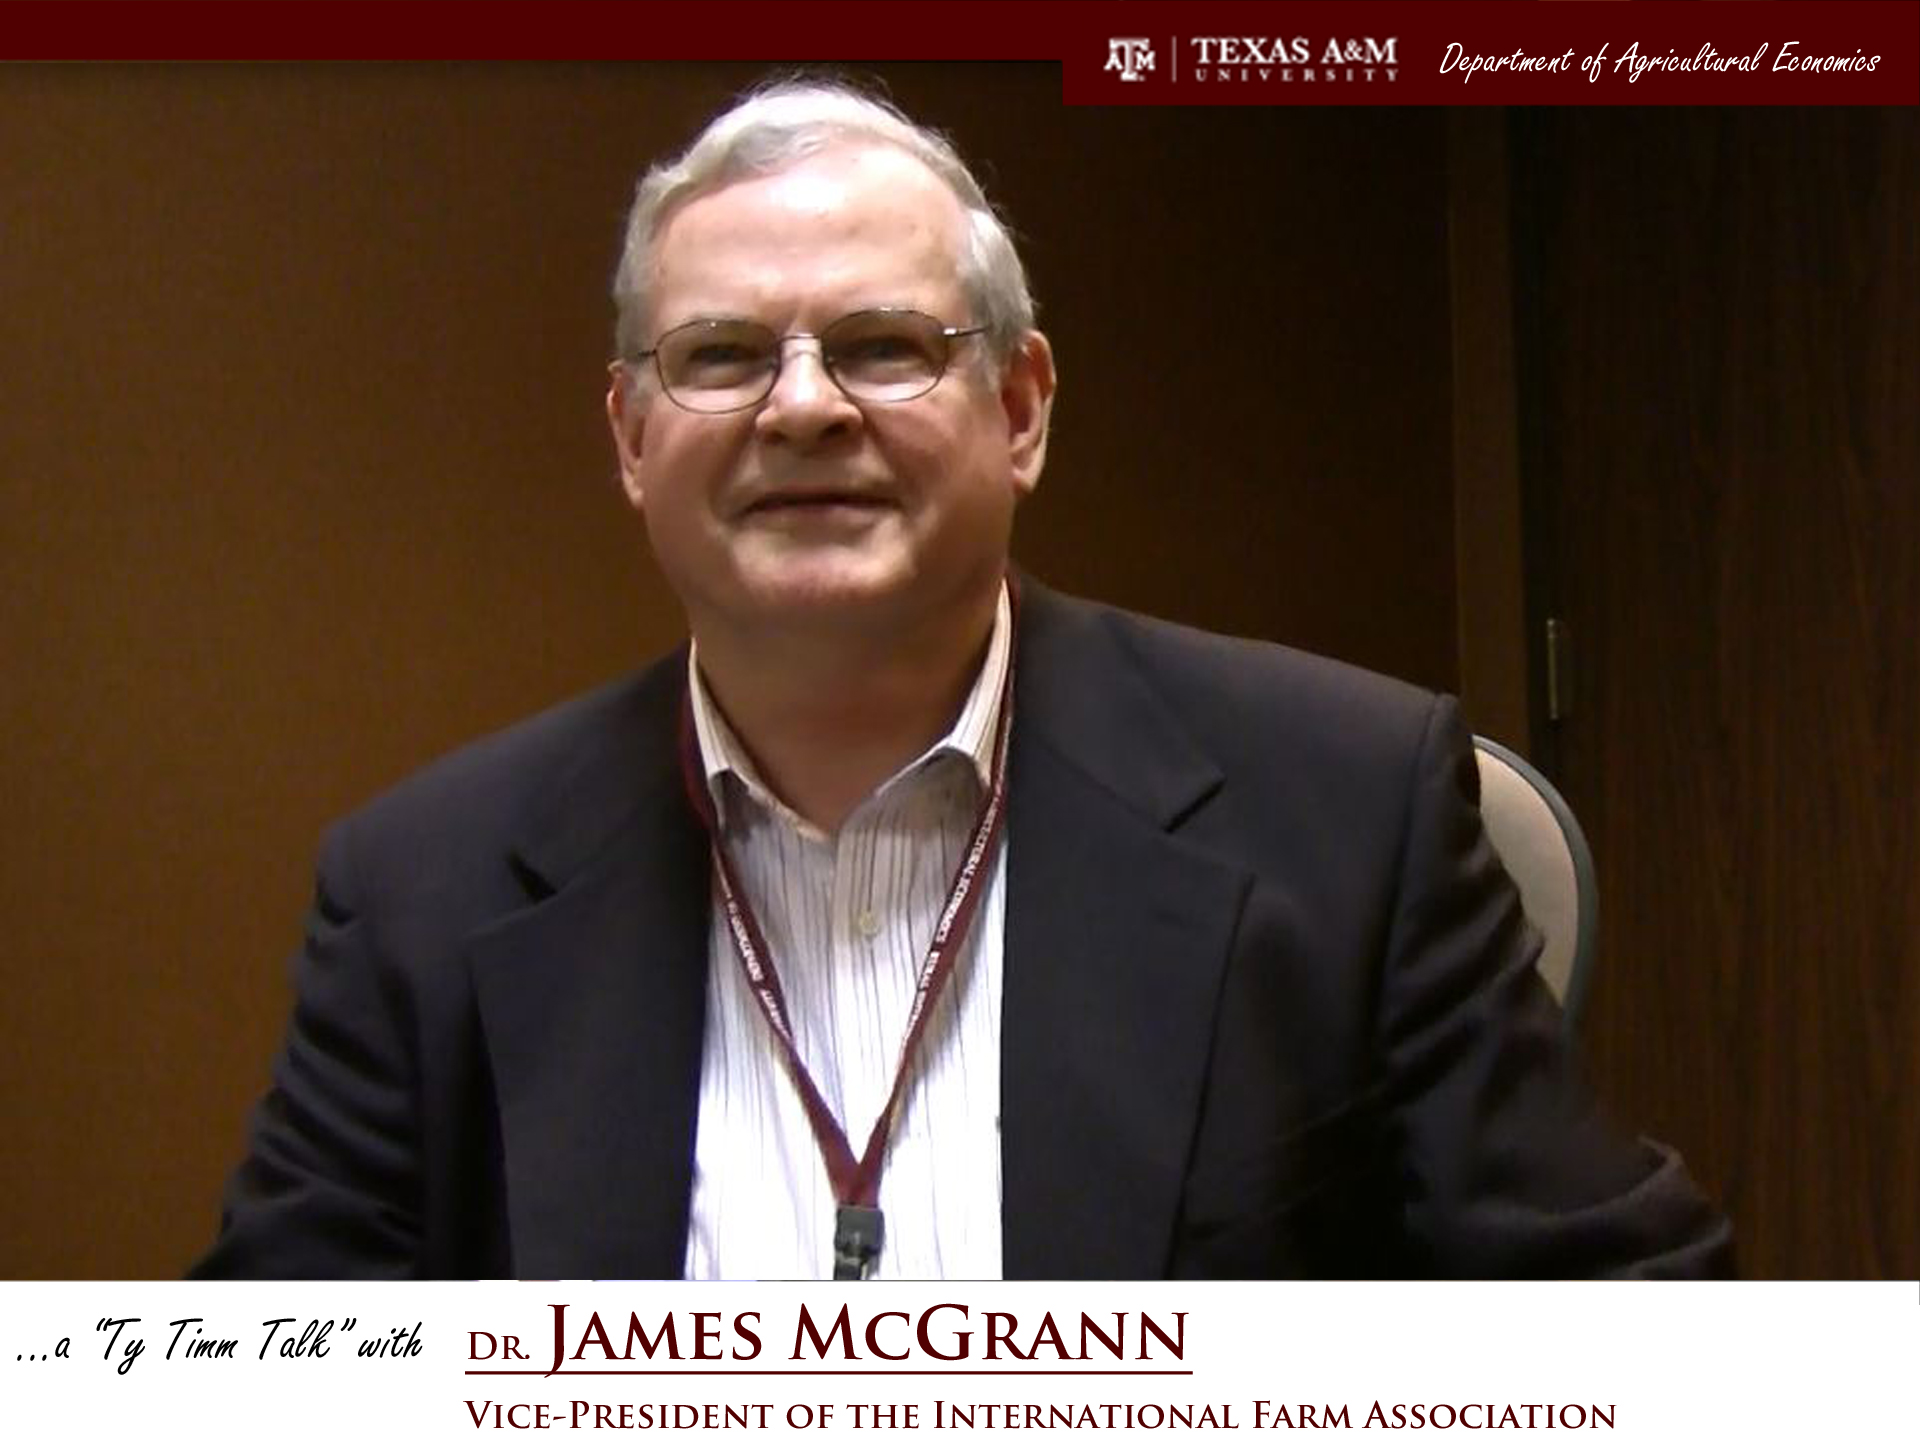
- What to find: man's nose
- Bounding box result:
[755,339,860,444]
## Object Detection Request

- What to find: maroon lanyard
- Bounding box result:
[677,594,1017,1279]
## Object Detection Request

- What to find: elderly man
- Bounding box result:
[195,82,1730,1280]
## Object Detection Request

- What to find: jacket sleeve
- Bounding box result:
[1378,695,1733,1277]
[189,817,424,1278]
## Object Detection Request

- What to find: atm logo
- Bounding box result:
[1105,38,1157,82]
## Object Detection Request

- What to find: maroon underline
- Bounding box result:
[465,1369,1193,1377]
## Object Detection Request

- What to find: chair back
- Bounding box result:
[1472,736,1598,1030]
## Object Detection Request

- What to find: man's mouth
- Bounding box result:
[743,488,893,515]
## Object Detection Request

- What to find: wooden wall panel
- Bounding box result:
[1513,108,1919,1277]
[1447,110,1532,750]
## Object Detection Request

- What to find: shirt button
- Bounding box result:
[855,908,881,939]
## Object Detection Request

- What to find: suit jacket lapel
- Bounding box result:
[1001,585,1249,1277]
[466,660,711,1278]
[457,589,1250,1280]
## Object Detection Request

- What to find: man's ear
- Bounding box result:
[606,362,649,510]
[1000,330,1057,497]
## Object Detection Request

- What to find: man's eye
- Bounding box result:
[843,335,913,359]
[673,340,773,388]
[686,342,763,368]
[835,334,934,370]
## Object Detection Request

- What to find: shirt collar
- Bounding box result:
[686,580,1013,834]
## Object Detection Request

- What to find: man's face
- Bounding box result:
[607,145,1053,644]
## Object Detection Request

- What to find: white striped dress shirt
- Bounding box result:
[681,588,1010,1279]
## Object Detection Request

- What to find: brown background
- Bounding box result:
[0,66,1911,1278]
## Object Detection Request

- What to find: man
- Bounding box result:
[194,82,1730,1280]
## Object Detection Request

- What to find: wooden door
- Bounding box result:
[1510,108,1919,1277]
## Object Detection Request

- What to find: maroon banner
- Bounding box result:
[1,1,1915,106]
[1063,1,1919,106]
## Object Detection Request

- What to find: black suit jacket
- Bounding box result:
[194,583,1731,1278]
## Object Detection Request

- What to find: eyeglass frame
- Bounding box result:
[627,307,989,415]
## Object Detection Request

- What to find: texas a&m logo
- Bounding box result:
[1105,38,1156,82]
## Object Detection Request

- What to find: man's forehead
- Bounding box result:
[659,144,962,250]
[755,163,846,215]
[649,144,969,313]
[754,143,949,207]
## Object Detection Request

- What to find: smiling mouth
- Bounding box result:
[744,490,894,515]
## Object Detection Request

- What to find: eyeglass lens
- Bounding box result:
[653,310,958,411]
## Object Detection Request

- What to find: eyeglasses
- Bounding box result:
[634,308,987,414]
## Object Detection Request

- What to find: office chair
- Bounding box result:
[1471,736,1597,1032]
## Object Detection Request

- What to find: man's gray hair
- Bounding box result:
[612,80,1035,368]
